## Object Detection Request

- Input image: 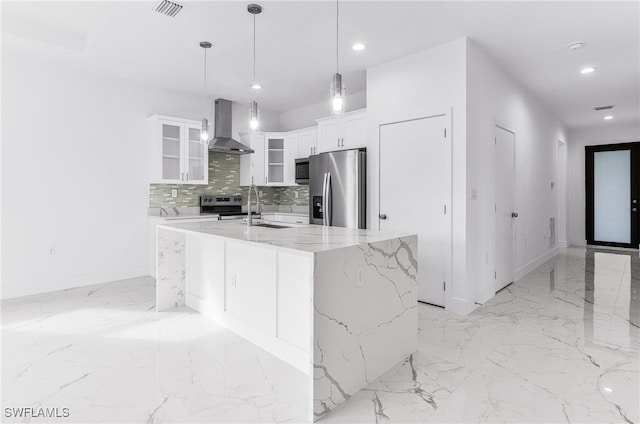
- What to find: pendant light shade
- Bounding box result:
[330,0,345,115]
[199,41,212,144]
[200,118,209,141]
[331,72,344,114]
[249,100,259,130]
[248,4,262,132]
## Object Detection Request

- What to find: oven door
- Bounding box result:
[295,158,310,184]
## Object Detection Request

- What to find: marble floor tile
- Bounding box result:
[3,247,639,423]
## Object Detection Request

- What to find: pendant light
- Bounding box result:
[330,0,345,115]
[199,41,212,144]
[248,4,262,132]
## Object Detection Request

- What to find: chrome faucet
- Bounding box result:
[247,183,261,227]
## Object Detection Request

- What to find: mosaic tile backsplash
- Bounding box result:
[149,153,309,208]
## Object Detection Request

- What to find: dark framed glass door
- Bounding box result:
[586,142,640,248]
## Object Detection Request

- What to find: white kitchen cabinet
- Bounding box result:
[149,115,208,185]
[240,133,266,186]
[284,134,299,185]
[225,241,277,335]
[261,214,309,225]
[186,234,225,315]
[317,109,367,153]
[283,215,309,224]
[297,128,319,158]
[265,133,286,186]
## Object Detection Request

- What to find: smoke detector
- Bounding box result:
[153,0,185,18]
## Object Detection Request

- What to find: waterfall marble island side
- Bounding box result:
[156,220,418,421]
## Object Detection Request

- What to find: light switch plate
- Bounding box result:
[171,189,178,198]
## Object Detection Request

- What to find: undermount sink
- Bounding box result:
[254,223,291,229]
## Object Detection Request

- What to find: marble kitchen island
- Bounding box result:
[156,220,418,421]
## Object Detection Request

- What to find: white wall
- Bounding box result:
[279,91,366,131]
[367,38,468,313]
[1,53,279,299]
[566,122,640,246]
[367,37,569,314]
[466,40,568,304]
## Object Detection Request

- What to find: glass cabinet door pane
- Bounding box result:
[162,123,182,180]
[269,165,284,183]
[594,150,631,243]
[188,127,205,181]
[267,138,285,183]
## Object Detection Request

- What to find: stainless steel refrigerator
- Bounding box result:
[309,148,366,229]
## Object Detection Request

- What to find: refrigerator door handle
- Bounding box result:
[326,172,332,226]
[322,172,328,226]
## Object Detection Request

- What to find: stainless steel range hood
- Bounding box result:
[208,99,254,154]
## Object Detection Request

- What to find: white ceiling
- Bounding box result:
[2,1,639,129]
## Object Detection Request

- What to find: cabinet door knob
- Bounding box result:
[511,212,519,218]
[379,214,388,220]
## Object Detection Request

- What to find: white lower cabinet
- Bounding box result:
[186,235,225,314]
[261,214,309,225]
[183,235,312,370]
[283,215,308,224]
[225,241,277,335]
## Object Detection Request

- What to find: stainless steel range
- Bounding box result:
[200,194,261,220]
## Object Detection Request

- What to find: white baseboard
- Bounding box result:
[1,267,149,300]
[515,246,560,281]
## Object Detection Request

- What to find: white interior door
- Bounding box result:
[379,115,450,307]
[494,126,516,291]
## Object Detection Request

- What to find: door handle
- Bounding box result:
[326,172,332,226]
[511,212,519,218]
[322,173,328,226]
[379,214,388,220]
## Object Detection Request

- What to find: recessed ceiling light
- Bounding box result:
[604,115,614,120]
[580,67,596,74]
[251,83,262,90]
[568,42,584,50]
[352,43,365,51]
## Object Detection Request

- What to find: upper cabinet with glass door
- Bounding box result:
[149,115,209,185]
[265,134,286,186]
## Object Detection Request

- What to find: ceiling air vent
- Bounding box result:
[153,0,185,18]
[594,105,615,111]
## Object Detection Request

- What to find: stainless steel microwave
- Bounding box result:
[295,158,310,184]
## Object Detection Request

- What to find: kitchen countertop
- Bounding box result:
[158,220,415,253]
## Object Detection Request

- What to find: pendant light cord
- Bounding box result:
[253,13,256,100]
[336,0,339,73]
[203,46,207,113]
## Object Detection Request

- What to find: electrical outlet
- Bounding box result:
[294,191,298,198]
[49,247,55,256]
[171,189,178,198]
[259,190,263,198]
[356,267,365,287]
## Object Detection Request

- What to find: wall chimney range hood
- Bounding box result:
[208,99,254,154]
